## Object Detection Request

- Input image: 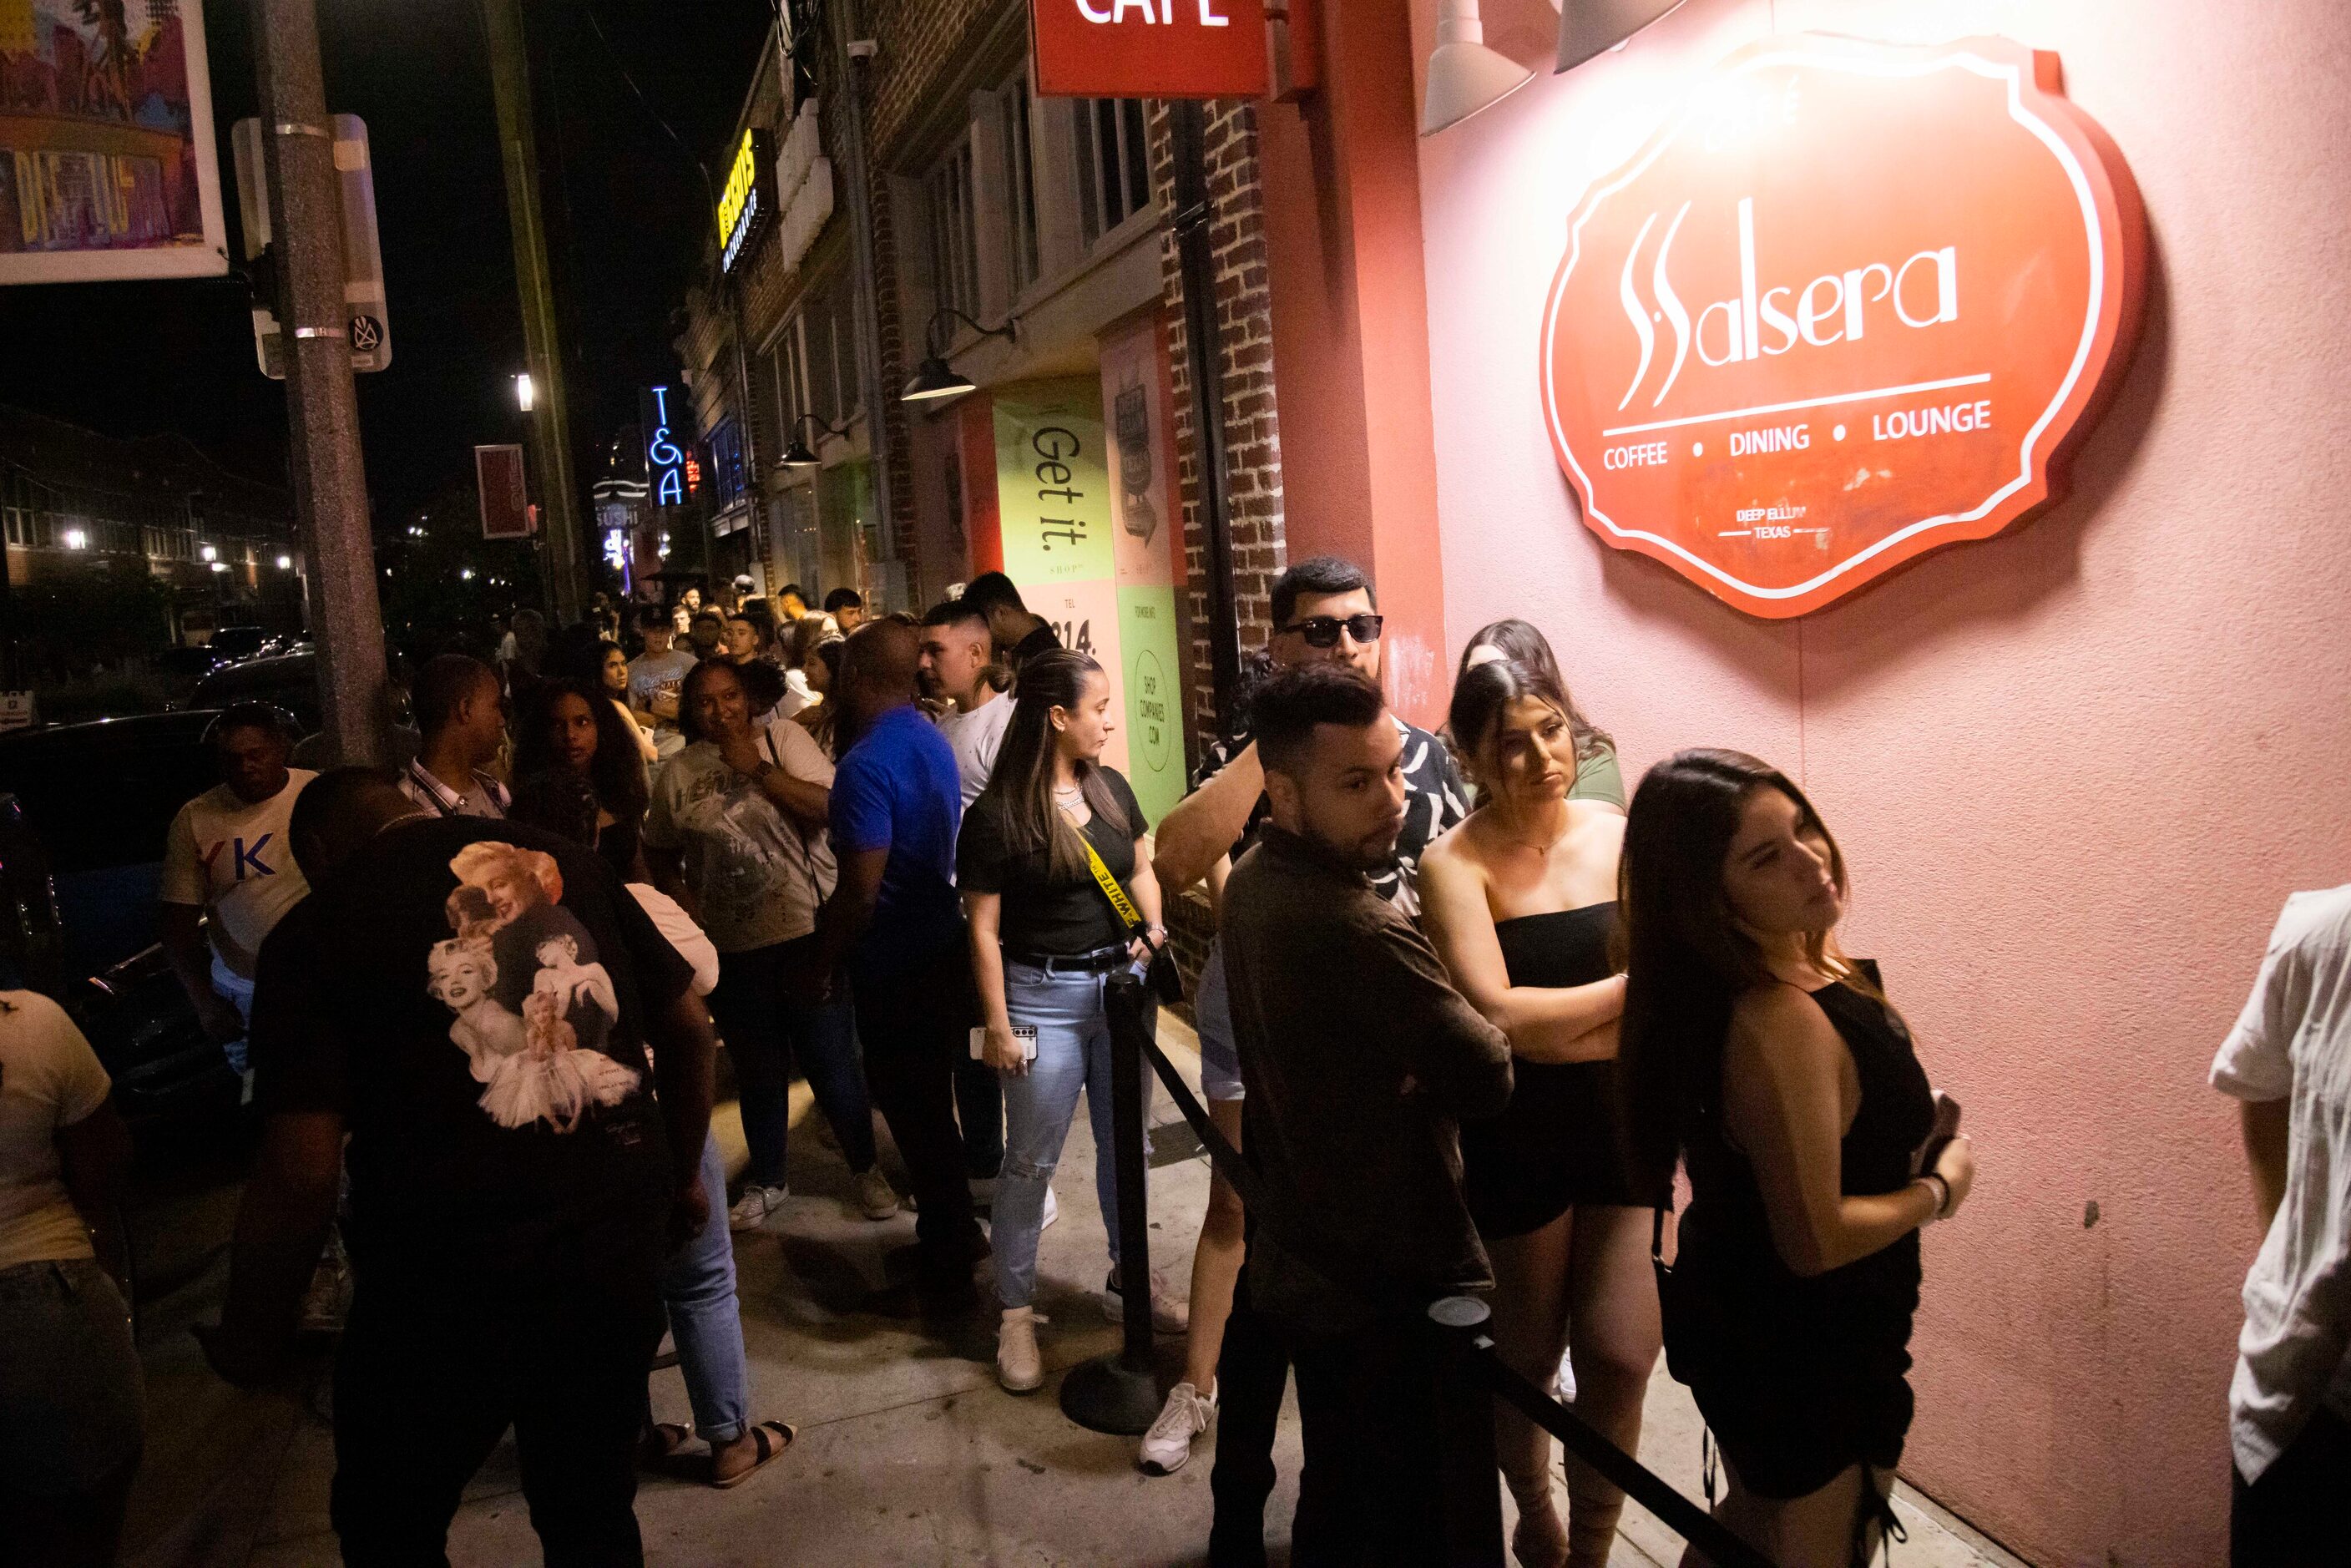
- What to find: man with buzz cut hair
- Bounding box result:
[918,597,1013,811]
[398,655,510,819]
[1220,659,1510,1567]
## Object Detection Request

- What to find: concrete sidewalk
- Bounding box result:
[117,1023,2024,1567]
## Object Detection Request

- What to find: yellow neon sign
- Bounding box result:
[716,129,762,259]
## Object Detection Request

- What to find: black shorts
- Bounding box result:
[1661,1246,1918,1500]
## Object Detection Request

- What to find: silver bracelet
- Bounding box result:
[1917,1171,1951,1221]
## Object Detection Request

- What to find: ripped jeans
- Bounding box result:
[989,960,1154,1310]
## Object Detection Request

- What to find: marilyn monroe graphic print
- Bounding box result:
[426,840,640,1132]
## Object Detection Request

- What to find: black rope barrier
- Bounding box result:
[1099,969,1777,1568]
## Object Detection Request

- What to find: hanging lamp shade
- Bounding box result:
[1421,0,1534,136]
[1557,0,1686,72]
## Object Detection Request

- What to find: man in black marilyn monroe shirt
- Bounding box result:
[201,768,716,1568]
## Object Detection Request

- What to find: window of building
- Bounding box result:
[773,316,811,449]
[710,417,747,512]
[925,131,981,326]
[1075,97,1151,246]
[1000,75,1040,295]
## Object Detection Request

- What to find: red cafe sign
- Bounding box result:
[1031,0,1269,99]
[1540,35,2146,618]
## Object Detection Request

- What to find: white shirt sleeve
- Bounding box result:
[2212,896,2315,1102]
[625,885,720,997]
[8,992,112,1127]
[763,712,837,787]
[157,799,205,908]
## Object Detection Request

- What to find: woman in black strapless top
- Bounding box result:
[1424,658,1659,1568]
[1618,750,1977,1568]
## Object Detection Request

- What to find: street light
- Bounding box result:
[902,308,1017,405]
[515,372,536,412]
[776,412,852,470]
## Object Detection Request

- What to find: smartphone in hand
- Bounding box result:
[969,1025,1039,1062]
[1912,1090,1964,1176]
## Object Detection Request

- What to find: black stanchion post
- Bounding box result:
[1428,1297,1508,1566]
[1059,970,1163,1434]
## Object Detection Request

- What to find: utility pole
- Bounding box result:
[253,0,388,763]
[481,0,586,623]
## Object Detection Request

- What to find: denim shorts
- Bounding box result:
[1193,946,1244,1103]
[0,1257,145,1498]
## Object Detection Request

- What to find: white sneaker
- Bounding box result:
[1139,1380,1216,1475]
[1102,1267,1190,1335]
[728,1184,787,1232]
[997,1307,1044,1393]
[853,1167,900,1221]
[1041,1187,1059,1231]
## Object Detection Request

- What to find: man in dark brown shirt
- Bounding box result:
[1220,661,1513,1565]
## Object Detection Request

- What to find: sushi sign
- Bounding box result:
[1540,35,2146,618]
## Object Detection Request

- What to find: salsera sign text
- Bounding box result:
[1540,34,2145,617]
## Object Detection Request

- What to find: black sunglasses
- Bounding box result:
[1278,613,1384,649]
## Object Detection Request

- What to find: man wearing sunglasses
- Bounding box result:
[1138,555,1469,1529]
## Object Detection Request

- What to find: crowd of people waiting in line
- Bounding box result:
[1,554,2337,1568]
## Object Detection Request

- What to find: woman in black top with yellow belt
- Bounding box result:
[1423,659,1661,1568]
[1619,750,1978,1568]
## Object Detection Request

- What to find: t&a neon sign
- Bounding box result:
[643,385,687,508]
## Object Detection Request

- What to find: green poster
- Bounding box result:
[1117,584,1186,826]
[993,379,1115,586]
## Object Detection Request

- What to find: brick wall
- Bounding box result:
[1146,99,1287,750]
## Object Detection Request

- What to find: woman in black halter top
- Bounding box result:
[1423,657,1661,1568]
[1618,750,1978,1568]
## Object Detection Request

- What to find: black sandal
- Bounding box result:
[637,1421,694,1471]
[710,1419,796,1490]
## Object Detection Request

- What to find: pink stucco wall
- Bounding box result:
[1413,2,2351,1563]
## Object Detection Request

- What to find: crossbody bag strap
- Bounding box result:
[1079,832,1145,937]
[762,726,831,911]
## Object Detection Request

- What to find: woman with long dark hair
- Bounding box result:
[511,677,651,879]
[642,658,898,1230]
[1456,620,1625,810]
[596,638,662,766]
[958,649,1176,1393]
[1618,750,1977,1566]
[1421,659,1657,1568]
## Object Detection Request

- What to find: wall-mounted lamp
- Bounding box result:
[1422,0,1532,135]
[62,527,88,550]
[514,372,537,412]
[276,554,294,569]
[199,544,219,563]
[1557,0,1686,73]
[902,308,1017,405]
[776,412,852,470]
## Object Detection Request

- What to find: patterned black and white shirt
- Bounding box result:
[1191,716,1469,915]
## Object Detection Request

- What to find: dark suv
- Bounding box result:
[0,711,249,1128]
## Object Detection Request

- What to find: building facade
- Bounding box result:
[675,3,2351,1562]
[0,402,304,650]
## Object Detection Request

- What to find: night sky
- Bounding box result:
[0,0,771,518]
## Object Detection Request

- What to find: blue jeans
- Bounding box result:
[707,936,874,1188]
[660,1133,749,1445]
[990,961,1154,1309]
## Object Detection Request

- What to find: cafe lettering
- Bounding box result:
[1540,34,2146,618]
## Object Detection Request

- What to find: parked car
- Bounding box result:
[203,625,274,662]
[190,646,320,734]
[0,711,250,1130]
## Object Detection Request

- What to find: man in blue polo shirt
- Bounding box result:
[805,619,988,1311]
